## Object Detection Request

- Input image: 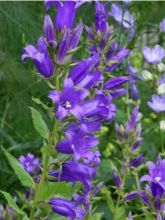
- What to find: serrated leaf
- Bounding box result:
[0,190,25,215]
[30,107,49,140]
[2,147,35,189]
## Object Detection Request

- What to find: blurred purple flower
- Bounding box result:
[49,198,85,220]
[21,37,54,78]
[128,212,133,220]
[143,45,165,64]
[160,18,165,32]
[112,170,122,189]
[129,154,145,168]
[147,95,165,113]
[104,76,129,90]
[19,153,40,175]
[49,78,89,120]
[125,192,139,201]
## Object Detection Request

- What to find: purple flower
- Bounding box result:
[126,105,139,132]
[140,156,165,198]
[110,88,127,99]
[56,124,98,160]
[49,78,89,120]
[56,24,83,64]
[45,1,76,30]
[49,161,96,193]
[147,95,165,113]
[124,192,139,201]
[19,153,40,175]
[112,170,122,189]
[68,54,100,85]
[49,198,85,220]
[129,154,145,168]
[21,37,54,78]
[109,3,135,36]
[44,15,56,46]
[106,48,130,72]
[160,18,165,32]
[104,76,129,90]
[128,212,133,220]
[95,2,107,32]
[81,92,116,122]
[143,45,165,64]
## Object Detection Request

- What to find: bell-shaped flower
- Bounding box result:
[143,45,165,64]
[147,95,165,113]
[49,78,89,120]
[21,37,54,78]
[95,2,107,32]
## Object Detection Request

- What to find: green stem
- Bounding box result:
[29,68,60,219]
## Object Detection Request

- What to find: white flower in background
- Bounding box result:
[160,120,165,131]
[142,70,153,80]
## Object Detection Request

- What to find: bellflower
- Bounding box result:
[49,198,85,220]
[140,156,165,198]
[49,161,96,193]
[56,124,98,160]
[44,1,76,30]
[21,37,54,78]
[112,170,122,189]
[56,24,83,64]
[147,95,165,113]
[104,76,129,90]
[160,18,165,32]
[19,153,40,175]
[95,2,107,32]
[44,15,56,46]
[49,78,89,119]
[68,54,100,85]
[143,45,165,64]
[106,48,130,73]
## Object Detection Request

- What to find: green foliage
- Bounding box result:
[30,107,49,140]
[2,147,35,189]
[0,190,25,216]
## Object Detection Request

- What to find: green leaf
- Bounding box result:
[2,147,35,189]
[0,190,25,215]
[30,107,49,140]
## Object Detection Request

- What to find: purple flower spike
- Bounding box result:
[147,95,165,113]
[44,15,56,46]
[19,153,40,175]
[49,78,89,120]
[112,170,122,189]
[95,2,107,32]
[143,45,165,64]
[21,37,54,78]
[106,48,130,73]
[49,198,85,220]
[104,76,129,90]
[49,161,96,193]
[160,18,165,32]
[140,156,165,198]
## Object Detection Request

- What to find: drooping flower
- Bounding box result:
[160,18,165,32]
[19,153,41,175]
[21,37,54,78]
[142,45,165,64]
[95,2,107,32]
[147,95,165,113]
[49,198,85,220]
[106,48,130,73]
[140,156,165,198]
[49,161,96,193]
[44,15,56,46]
[49,78,89,120]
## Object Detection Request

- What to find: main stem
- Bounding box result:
[29,69,60,220]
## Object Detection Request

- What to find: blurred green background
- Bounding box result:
[0,2,165,217]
